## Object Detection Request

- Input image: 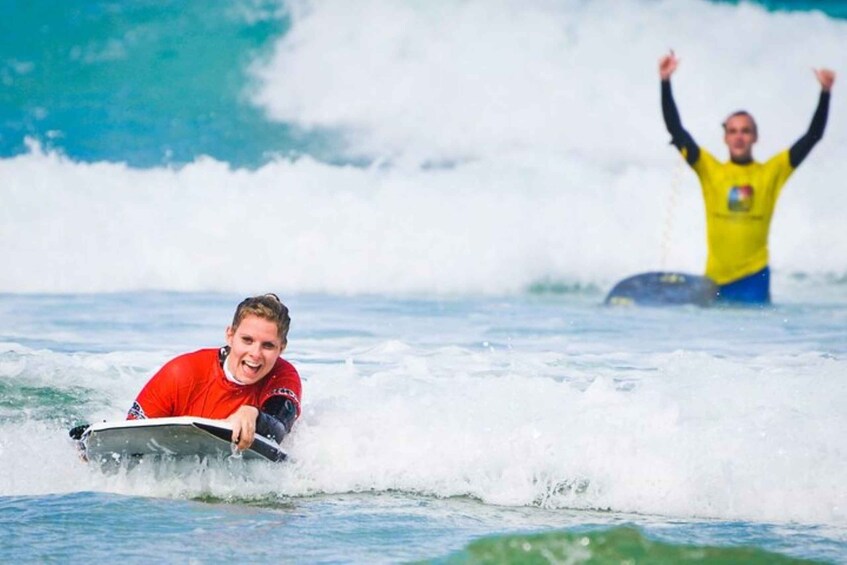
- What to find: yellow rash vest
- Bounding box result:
[688,148,793,285]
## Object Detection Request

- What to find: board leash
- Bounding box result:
[659,157,685,270]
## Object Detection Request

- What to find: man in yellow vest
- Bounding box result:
[659,51,835,304]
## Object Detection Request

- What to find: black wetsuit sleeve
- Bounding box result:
[661,80,700,166]
[789,91,830,168]
[255,396,299,444]
[256,411,288,444]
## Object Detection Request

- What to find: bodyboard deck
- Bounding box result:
[605,271,718,307]
[77,416,286,463]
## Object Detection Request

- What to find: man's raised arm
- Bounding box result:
[660,51,700,166]
[789,68,835,168]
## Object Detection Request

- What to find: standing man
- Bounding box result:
[659,51,835,303]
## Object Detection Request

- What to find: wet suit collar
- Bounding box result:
[218,345,246,386]
[730,156,754,165]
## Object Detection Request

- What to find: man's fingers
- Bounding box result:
[227,406,259,450]
[237,427,255,450]
[814,68,836,91]
[232,419,255,450]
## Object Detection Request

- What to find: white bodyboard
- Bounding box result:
[79,417,286,463]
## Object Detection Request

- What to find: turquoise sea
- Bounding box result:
[2,1,846,563]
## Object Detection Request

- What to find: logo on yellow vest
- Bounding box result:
[727,185,754,212]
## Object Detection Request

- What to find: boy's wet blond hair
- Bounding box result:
[232,293,291,344]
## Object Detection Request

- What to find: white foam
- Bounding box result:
[2,0,846,295]
[3,339,845,526]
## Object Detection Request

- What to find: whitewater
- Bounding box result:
[2,0,845,296]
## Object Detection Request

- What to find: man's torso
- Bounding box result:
[691,148,794,284]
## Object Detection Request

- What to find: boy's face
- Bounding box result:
[225,314,285,385]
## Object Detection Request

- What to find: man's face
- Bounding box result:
[225,314,285,385]
[724,114,757,162]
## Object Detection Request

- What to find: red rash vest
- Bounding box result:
[127,348,302,421]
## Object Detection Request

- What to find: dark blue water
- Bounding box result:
[2,292,846,562]
[716,0,847,18]
[1,0,842,169]
[0,0,339,168]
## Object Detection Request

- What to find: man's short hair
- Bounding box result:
[722,111,758,136]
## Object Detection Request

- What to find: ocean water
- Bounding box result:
[2,0,846,563]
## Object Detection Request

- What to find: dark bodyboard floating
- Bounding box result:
[605,271,718,307]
